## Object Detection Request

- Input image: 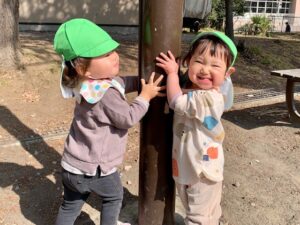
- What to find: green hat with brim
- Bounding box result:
[192,31,237,67]
[54,18,119,61]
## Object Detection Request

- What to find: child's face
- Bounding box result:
[83,51,119,80]
[188,44,228,90]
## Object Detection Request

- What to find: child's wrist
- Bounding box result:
[167,72,178,77]
[139,92,151,102]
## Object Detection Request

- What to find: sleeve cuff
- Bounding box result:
[169,93,183,109]
[135,96,150,108]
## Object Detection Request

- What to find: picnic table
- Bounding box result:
[270,69,300,123]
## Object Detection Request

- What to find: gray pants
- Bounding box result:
[55,168,123,225]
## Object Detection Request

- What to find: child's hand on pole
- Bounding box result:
[139,72,166,101]
[156,50,179,76]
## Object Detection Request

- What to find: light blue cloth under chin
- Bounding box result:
[220,77,234,111]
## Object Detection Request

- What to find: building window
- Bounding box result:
[244,0,291,14]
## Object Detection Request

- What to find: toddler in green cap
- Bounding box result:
[53,18,164,225]
[156,31,237,225]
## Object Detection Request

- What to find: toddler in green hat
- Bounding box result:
[156,31,237,225]
[53,18,164,225]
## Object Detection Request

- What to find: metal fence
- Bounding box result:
[233,15,300,33]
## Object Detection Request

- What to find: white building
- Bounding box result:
[234,0,300,32]
[19,0,300,32]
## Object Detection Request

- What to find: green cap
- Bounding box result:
[54,18,119,61]
[192,31,237,67]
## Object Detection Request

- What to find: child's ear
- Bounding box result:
[83,70,92,78]
[226,67,235,78]
[76,65,91,79]
[74,65,85,77]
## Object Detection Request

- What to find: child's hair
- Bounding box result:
[62,58,91,88]
[179,35,235,89]
[182,35,233,69]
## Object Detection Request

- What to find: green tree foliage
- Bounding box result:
[208,0,245,29]
[237,16,272,36]
[251,16,272,36]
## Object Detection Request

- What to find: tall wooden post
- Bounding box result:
[138,0,184,224]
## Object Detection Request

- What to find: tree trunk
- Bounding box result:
[225,0,234,41]
[0,0,20,70]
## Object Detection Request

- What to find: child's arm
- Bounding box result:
[156,50,182,107]
[100,73,165,129]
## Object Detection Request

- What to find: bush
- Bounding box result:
[251,16,272,36]
[236,23,253,35]
[237,16,272,36]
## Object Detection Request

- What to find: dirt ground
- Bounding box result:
[0,31,300,225]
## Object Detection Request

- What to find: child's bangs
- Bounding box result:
[198,40,232,66]
[183,36,233,68]
[196,38,232,67]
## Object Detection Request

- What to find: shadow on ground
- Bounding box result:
[0,106,140,224]
[0,105,62,224]
[223,102,300,129]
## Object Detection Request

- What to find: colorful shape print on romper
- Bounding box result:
[203,116,218,130]
[203,146,218,161]
[214,131,225,142]
[172,158,179,177]
[207,146,218,159]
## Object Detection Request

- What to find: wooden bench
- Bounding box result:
[270,69,300,123]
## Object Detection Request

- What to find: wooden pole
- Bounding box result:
[138,0,184,224]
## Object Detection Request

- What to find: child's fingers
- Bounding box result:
[140,78,146,86]
[158,52,170,61]
[153,74,164,86]
[156,62,166,69]
[156,92,167,97]
[158,85,166,91]
[156,86,166,93]
[155,56,166,63]
[148,72,155,84]
[167,50,175,61]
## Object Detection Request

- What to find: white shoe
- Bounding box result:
[117,222,131,225]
